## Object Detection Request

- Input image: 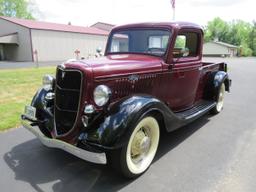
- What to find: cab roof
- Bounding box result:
[112,22,203,32]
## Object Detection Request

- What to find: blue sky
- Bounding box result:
[33,0,255,26]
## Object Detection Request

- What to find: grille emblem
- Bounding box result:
[128,74,139,82]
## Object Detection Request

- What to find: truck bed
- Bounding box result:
[201,61,227,72]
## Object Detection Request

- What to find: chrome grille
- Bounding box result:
[54,67,82,135]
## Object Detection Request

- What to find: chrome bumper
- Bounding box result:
[21,119,107,164]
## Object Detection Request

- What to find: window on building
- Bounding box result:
[110,34,129,52]
[149,36,169,49]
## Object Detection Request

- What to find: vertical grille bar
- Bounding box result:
[54,67,82,135]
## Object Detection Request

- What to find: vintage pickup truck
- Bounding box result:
[21,22,231,178]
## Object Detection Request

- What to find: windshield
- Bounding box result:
[107,28,171,57]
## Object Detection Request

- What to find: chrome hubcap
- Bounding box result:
[140,136,151,153]
[131,127,151,162]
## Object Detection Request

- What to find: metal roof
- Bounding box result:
[212,41,238,48]
[91,22,115,27]
[91,22,115,32]
[0,16,109,36]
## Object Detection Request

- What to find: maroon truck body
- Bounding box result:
[22,22,231,178]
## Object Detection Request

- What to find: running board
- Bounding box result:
[175,100,216,120]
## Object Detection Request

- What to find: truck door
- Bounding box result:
[167,31,202,111]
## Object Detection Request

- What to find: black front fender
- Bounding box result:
[31,88,54,133]
[84,95,184,150]
[85,95,160,149]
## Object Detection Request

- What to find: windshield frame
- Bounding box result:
[105,27,172,58]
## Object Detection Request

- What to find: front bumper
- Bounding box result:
[21,118,107,164]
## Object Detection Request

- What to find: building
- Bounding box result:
[203,41,239,57]
[0,16,109,62]
[91,22,115,32]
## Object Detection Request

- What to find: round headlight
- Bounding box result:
[93,85,111,106]
[42,74,54,90]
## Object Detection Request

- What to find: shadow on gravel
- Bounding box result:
[3,115,210,192]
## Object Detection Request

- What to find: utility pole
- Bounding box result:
[171,0,176,21]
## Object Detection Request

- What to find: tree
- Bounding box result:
[0,0,34,19]
[204,17,229,42]
[227,20,251,45]
[249,21,256,56]
[204,17,256,56]
[227,20,253,56]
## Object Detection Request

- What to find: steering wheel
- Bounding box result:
[147,47,164,53]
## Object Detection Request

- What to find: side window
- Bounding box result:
[173,32,199,58]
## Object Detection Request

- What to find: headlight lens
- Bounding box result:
[93,85,111,106]
[42,75,54,90]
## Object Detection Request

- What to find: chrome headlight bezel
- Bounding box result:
[93,85,111,107]
[42,74,55,91]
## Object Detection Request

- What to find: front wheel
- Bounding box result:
[108,116,160,178]
[211,83,225,114]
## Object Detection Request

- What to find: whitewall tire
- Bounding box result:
[211,83,225,114]
[108,116,160,178]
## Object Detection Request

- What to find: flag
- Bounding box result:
[171,0,175,9]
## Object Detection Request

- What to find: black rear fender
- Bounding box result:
[204,70,231,101]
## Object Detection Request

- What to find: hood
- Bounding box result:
[69,54,163,79]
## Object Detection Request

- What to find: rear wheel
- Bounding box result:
[108,116,160,178]
[211,83,225,114]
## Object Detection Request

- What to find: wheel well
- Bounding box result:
[147,110,167,134]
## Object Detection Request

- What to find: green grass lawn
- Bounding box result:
[0,67,56,131]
